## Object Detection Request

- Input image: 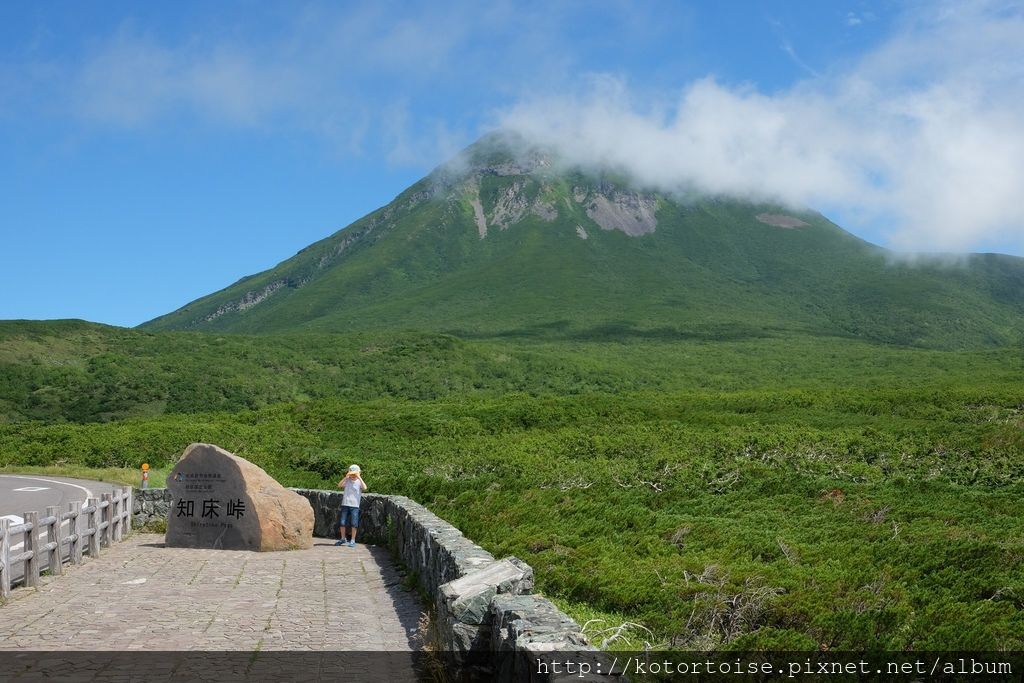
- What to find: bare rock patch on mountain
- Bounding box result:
[756,213,808,228]
[584,191,658,236]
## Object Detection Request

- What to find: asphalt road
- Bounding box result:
[1,474,122,585]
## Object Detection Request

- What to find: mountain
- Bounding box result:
[141,132,1024,349]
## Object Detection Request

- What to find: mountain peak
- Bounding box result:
[422,129,660,240]
[431,129,556,183]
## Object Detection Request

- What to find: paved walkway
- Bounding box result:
[0,534,426,679]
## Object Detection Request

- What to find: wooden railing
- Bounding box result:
[0,486,133,599]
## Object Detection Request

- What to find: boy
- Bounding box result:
[336,464,367,547]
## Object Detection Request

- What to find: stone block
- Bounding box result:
[490,594,623,682]
[441,558,534,626]
[133,488,172,527]
[491,594,587,652]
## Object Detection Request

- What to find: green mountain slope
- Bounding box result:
[142,133,1024,349]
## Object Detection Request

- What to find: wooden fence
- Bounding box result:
[0,486,133,599]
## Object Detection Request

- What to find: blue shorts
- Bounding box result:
[338,505,360,528]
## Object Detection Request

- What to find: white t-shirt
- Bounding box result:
[341,476,364,507]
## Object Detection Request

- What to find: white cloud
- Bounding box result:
[498,1,1024,254]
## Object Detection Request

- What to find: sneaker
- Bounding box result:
[348,540,356,547]
[335,540,346,546]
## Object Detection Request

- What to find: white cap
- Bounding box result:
[348,464,361,473]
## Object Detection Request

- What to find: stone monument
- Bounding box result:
[166,443,314,551]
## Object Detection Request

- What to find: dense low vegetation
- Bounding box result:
[2,323,1022,650]
[3,320,1021,424]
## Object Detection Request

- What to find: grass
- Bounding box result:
[0,464,162,488]
[549,598,660,650]
[2,382,1022,650]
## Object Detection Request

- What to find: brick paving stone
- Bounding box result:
[0,534,425,679]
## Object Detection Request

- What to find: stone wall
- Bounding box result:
[133,487,171,528]
[293,488,620,681]
[136,488,620,681]
[300,491,498,592]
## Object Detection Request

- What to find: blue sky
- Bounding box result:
[2,1,1023,327]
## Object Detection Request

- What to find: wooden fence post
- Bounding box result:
[47,505,63,576]
[112,492,122,542]
[100,493,112,548]
[124,486,133,534]
[0,518,10,599]
[87,498,100,558]
[24,511,39,588]
[68,502,82,565]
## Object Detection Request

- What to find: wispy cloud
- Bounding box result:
[14,1,624,158]
[73,27,306,127]
[768,17,821,78]
[68,7,475,142]
[499,1,1024,254]
[779,40,820,78]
